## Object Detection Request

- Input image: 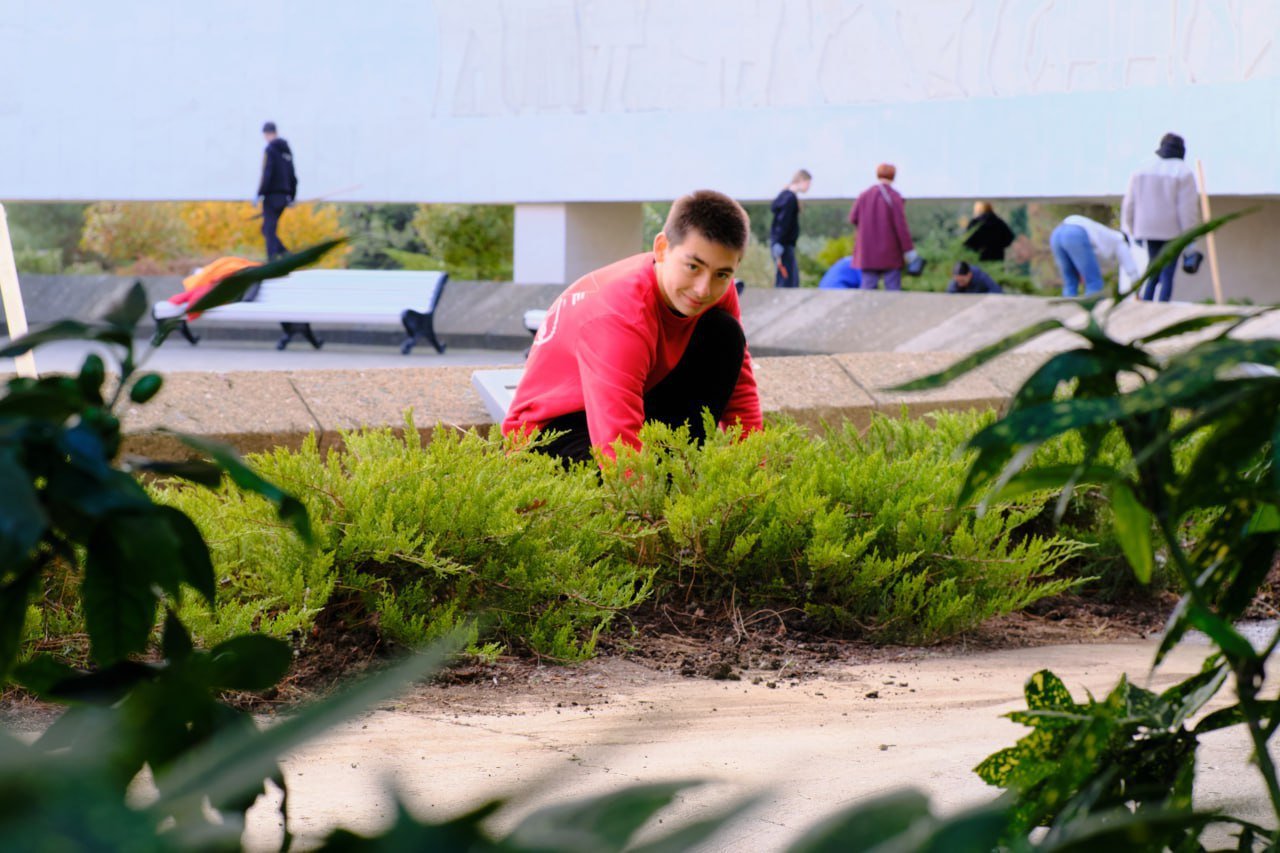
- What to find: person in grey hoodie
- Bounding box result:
[1121,132,1199,302]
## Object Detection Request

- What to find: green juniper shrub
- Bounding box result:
[161,416,650,662]
[605,413,1088,644]
[105,408,1141,661]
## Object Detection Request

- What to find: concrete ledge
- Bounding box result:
[118,353,1050,460]
[121,364,514,459]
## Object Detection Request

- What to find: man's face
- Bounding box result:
[955,271,973,288]
[653,230,740,318]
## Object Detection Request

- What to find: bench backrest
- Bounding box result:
[244,269,448,314]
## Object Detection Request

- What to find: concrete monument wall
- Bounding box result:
[3,1,1277,296]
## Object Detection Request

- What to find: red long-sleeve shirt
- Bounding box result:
[502,252,762,458]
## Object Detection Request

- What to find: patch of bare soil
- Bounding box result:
[0,588,1196,726]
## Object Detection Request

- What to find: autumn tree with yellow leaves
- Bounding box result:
[79,201,349,273]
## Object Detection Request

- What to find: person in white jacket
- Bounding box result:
[1050,215,1139,297]
[1121,133,1200,302]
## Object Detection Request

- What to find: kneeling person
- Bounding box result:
[503,190,763,465]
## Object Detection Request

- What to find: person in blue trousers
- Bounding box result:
[1050,215,1138,297]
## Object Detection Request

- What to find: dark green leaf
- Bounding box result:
[320,800,502,852]
[165,431,311,542]
[205,635,292,691]
[162,609,194,663]
[13,655,79,695]
[0,319,132,358]
[1038,806,1213,852]
[1108,481,1155,584]
[0,447,49,573]
[888,319,1065,392]
[786,788,930,852]
[1159,660,1229,728]
[151,505,216,604]
[127,458,225,488]
[1193,703,1248,734]
[0,565,42,681]
[888,800,1011,853]
[77,353,106,402]
[102,282,149,331]
[83,530,159,665]
[0,377,86,420]
[989,464,1122,504]
[155,635,463,823]
[128,373,163,404]
[628,797,759,853]
[1138,312,1258,344]
[27,660,157,704]
[150,317,185,348]
[188,240,344,314]
[1155,595,1191,667]
[1010,349,1137,412]
[507,781,694,853]
[1185,603,1256,663]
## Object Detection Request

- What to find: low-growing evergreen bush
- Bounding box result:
[154,408,1127,657]
[161,417,648,661]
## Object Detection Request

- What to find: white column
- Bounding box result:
[514,203,643,285]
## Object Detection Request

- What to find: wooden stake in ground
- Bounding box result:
[0,203,37,377]
[1195,159,1225,305]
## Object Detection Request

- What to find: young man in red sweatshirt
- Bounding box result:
[503,189,763,465]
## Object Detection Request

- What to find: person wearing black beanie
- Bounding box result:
[1120,132,1199,301]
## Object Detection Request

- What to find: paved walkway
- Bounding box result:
[1,338,523,376]
[242,636,1270,852]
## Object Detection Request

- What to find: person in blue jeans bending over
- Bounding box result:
[1050,214,1138,297]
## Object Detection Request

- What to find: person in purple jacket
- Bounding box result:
[849,163,920,291]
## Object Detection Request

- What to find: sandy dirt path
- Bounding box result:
[242,635,1270,851]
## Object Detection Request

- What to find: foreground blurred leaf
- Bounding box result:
[889,319,1065,392]
[506,781,696,853]
[187,240,343,314]
[1108,481,1155,584]
[165,431,311,542]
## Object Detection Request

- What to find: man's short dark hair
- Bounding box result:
[262,121,277,133]
[953,261,972,275]
[664,190,749,253]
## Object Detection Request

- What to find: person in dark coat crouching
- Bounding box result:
[257,121,298,260]
[946,261,1002,294]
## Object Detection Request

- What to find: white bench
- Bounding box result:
[152,268,449,354]
[471,368,525,422]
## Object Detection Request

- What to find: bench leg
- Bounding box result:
[278,322,323,351]
[400,310,446,355]
[179,320,200,346]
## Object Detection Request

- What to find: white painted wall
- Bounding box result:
[3,1,1277,204]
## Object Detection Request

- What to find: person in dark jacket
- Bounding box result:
[946,261,1002,294]
[256,121,298,260]
[962,201,1015,262]
[769,169,811,288]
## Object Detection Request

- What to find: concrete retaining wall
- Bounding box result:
[10,274,1280,460]
[13,274,1280,355]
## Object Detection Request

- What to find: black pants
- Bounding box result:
[536,308,747,465]
[261,194,290,260]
